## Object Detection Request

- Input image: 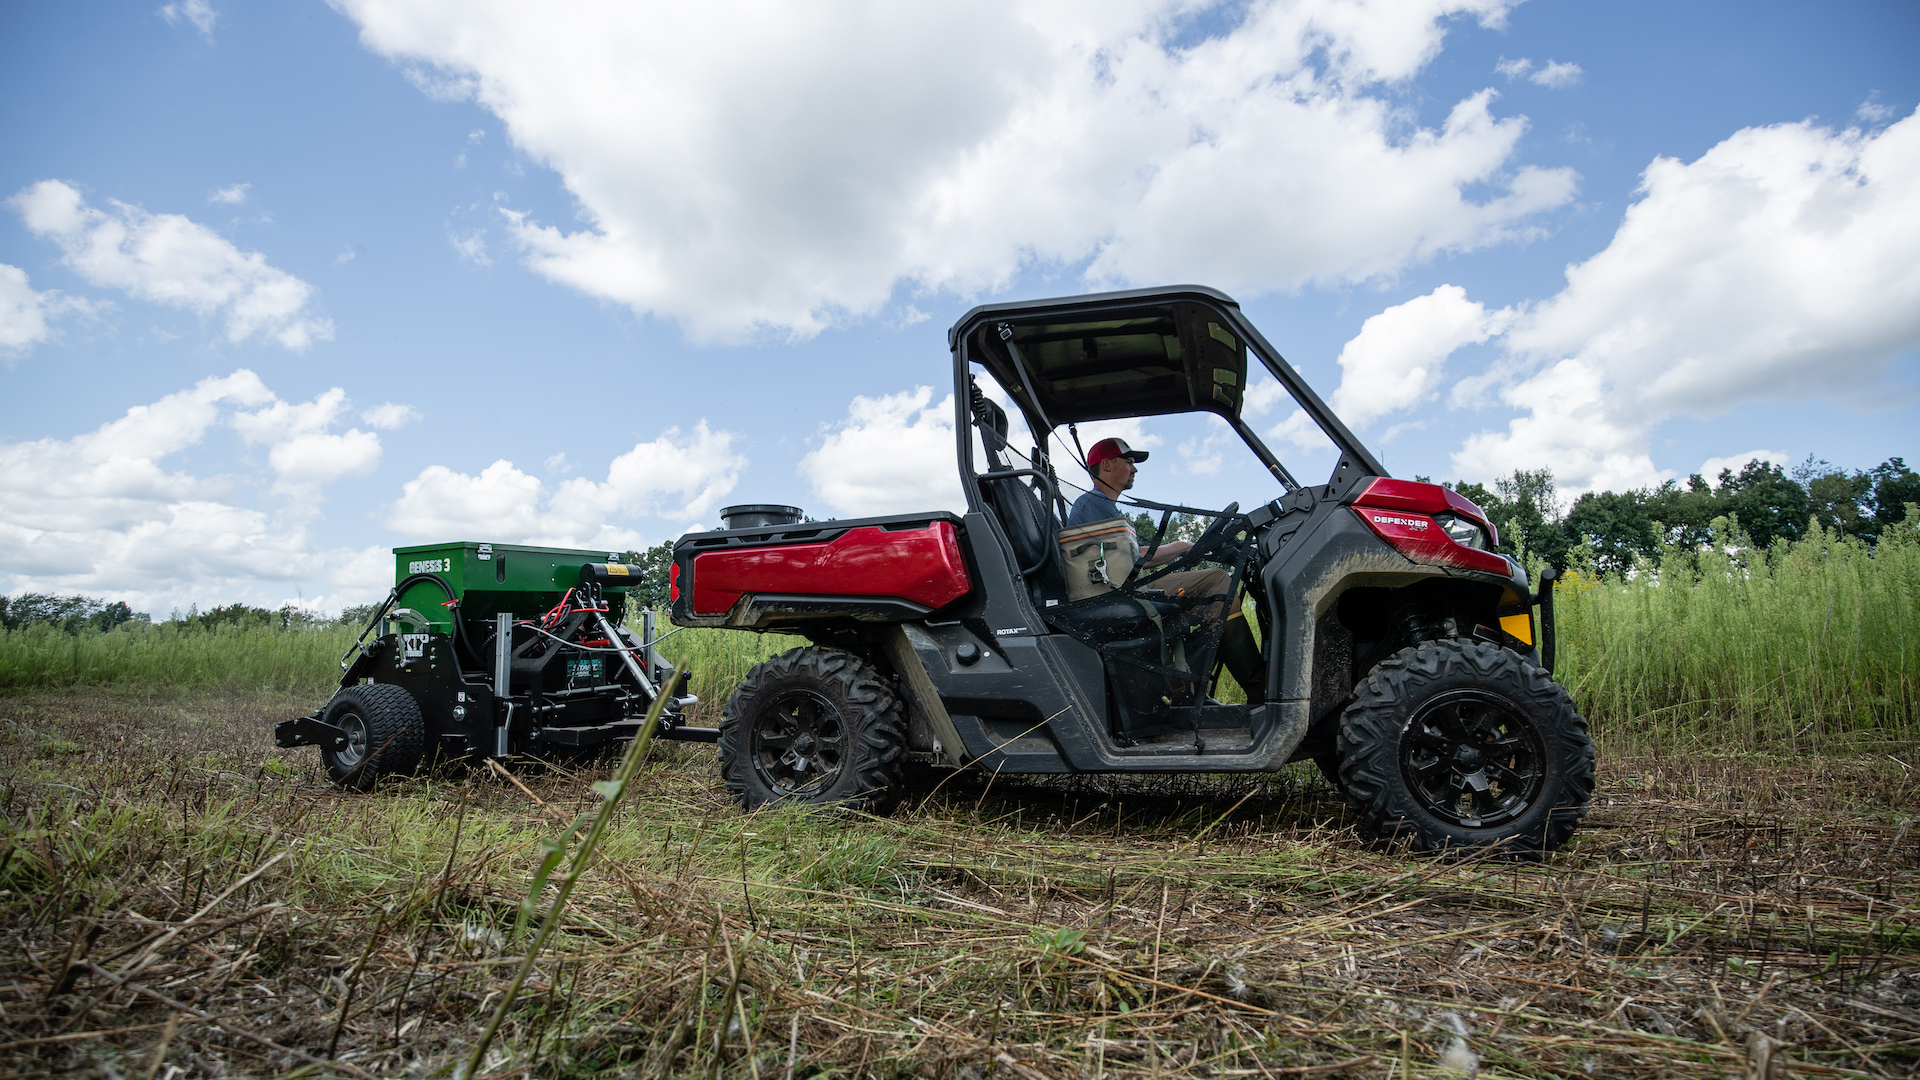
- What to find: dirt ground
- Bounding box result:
[2,688,1916,1078]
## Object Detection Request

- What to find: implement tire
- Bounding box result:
[320,684,426,791]
[720,647,905,815]
[1337,639,1594,855]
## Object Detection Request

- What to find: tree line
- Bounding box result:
[0,596,379,636]
[1448,456,1918,575]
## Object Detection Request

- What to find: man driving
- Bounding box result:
[1067,438,1265,705]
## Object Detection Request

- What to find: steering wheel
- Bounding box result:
[1186,502,1242,561]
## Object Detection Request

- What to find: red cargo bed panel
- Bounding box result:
[691,521,971,616]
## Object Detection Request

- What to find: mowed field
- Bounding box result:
[4,522,1918,1077]
[2,683,1916,1079]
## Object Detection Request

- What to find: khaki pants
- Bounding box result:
[1151,567,1241,631]
[1153,566,1262,701]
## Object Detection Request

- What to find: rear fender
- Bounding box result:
[669,512,970,630]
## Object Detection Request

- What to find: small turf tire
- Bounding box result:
[320,684,426,792]
[1337,639,1594,855]
[719,646,906,815]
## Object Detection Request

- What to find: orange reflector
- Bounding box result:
[1499,613,1533,647]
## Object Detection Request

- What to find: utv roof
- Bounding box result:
[950,284,1256,427]
[950,284,1386,476]
[946,285,1240,349]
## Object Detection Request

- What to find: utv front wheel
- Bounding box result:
[321,684,426,791]
[720,647,906,815]
[1337,639,1594,854]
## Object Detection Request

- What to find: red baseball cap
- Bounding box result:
[1086,437,1149,469]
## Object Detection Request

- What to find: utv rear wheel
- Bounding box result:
[321,684,426,791]
[1337,639,1593,855]
[720,647,906,815]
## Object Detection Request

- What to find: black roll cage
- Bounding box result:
[948,285,1388,517]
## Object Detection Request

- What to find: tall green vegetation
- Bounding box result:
[0,620,359,695]
[0,612,789,720]
[1551,513,1918,747]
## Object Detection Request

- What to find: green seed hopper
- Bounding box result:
[275,540,704,790]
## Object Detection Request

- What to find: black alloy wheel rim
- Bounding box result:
[1398,688,1546,829]
[751,688,848,798]
[337,711,370,769]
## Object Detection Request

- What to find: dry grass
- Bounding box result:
[2,688,1916,1079]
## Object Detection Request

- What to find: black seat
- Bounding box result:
[971,388,1066,601]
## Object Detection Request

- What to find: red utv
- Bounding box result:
[670,286,1593,853]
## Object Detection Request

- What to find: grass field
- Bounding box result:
[3,687,1916,1079]
[2,519,1916,1076]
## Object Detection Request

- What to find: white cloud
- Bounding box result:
[0,371,387,613]
[1243,370,1289,416]
[232,388,383,498]
[384,422,746,547]
[1175,417,1236,477]
[1457,107,1920,494]
[1327,284,1509,429]
[1530,60,1582,88]
[0,263,95,356]
[1496,57,1582,88]
[1451,359,1667,495]
[9,180,332,350]
[1697,450,1789,481]
[795,384,1177,515]
[450,229,491,266]
[386,459,550,541]
[360,402,421,429]
[1267,408,1339,454]
[336,0,1570,341]
[160,0,216,37]
[799,387,965,517]
[319,545,395,611]
[0,265,52,353]
[209,182,250,205]
[1858,98,1896,125]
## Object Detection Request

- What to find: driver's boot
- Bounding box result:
[1217,617,1266,706]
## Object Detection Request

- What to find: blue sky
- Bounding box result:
[3,0,1917,616]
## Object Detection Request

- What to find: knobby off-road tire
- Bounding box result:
[719,647,907,815]
[321,683,426,792]
[1337,639,1594,855]
[1311,755,1348,796]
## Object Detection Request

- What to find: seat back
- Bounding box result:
[970,385,1065,600]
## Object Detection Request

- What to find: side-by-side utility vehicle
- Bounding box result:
[672,285,1594,852]
[276,543,701,788]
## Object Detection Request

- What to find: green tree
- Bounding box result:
[1453,469,1569,567]
[1794,455,1873,538]
[0,593,150,633]
[1866,457,1920,539]
[1564,489,1659,575]
[1645,476,1722,549]
[1715,459,1810,550]
[618,540,675,611]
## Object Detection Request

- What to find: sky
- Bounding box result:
[3,0,1917,618]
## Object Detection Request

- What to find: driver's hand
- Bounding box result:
[1217,537,1250,565]
[1142,539,1191,567]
